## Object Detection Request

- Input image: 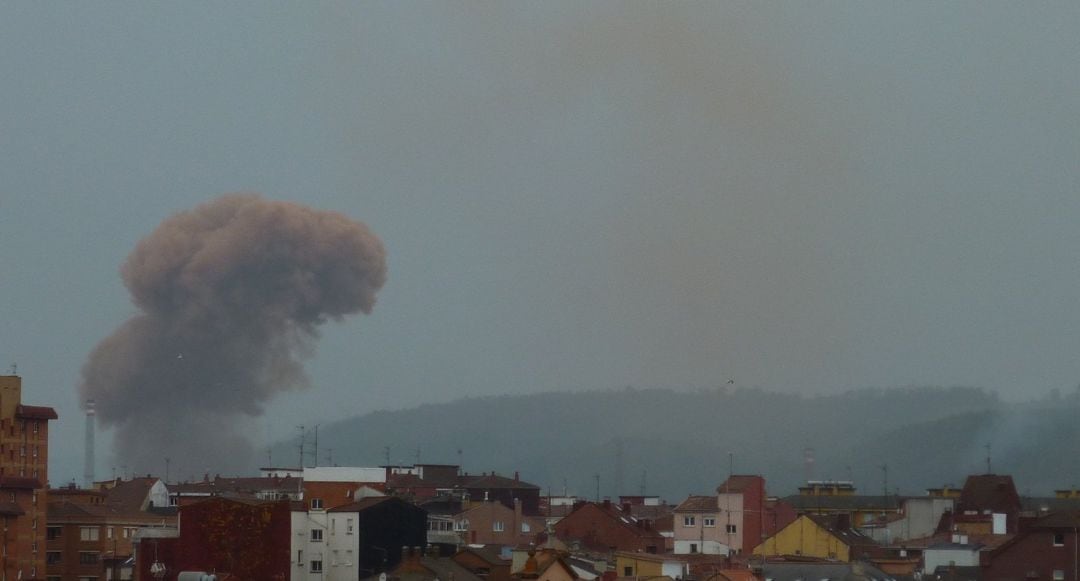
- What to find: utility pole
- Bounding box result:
[312,425,319,468]
[985,442,992,473]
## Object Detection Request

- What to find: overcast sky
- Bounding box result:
[2,3,1079,484]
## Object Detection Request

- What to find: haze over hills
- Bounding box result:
[270,386,1080,501]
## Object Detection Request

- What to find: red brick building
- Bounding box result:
[981,510,1080,580]
[134,497,291,581]
[554,501,665,554]
[46,478,176,581]
[0,375,58,581]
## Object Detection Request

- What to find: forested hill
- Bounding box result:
[272,386,1080,500]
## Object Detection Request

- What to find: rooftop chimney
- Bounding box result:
[84,399,96,489]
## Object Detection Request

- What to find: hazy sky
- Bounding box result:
[2,3,1079,483]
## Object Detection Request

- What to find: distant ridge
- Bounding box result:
[271,386,1079,499]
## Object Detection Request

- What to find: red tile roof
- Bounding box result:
[716,475,763,494]
[105,477,158,512]
[16,404,57,420]
[675,495,718,512]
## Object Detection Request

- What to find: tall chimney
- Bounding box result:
[84,399,96,489]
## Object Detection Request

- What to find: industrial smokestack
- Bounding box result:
[84,399,95,489]
[79,194,387,473]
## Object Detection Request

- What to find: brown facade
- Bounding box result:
[455,500,544,546]
[0,375,57,581]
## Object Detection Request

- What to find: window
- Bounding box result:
[683,516,696,527]
[297,550,303,565]
[690,543,698,554]
[107,527,113,539]
[1054,571,1065,581]
[346,518,354,534]
[78,577,98,581]
[1054,532,1066,546]
[310,498,324,510]
[521,522,531,533]
[345,550,354,565]
[331,519,336,534]
[80,526,100,541]
[46,552,61,565]
[455,519,469,532]
[493,521,505,532]
[47,526,61,540]
[79,552,100,565]
[726,524,737,534]
[311,560,323,573]
[703,517,716,527]
[624,567,634,576]
[311,529,323,542]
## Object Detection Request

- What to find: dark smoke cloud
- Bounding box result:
[80,194,387,476]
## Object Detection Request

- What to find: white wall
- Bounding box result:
[303,467,386,484]
[923,547,979,573]
[673,539,729,555]
[291,510,360,581]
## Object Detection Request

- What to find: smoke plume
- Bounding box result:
[80,194,387,476]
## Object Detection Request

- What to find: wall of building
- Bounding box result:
[0,375,55,581]
[923,547,979,573]
[752,516,850,562]
[983,529,1079,581]
[290,510,360,581]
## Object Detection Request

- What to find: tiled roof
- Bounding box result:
[48,501,111,519]
[675,495,718,512]
[805,514,878,549]
[16,404,57,420]
[328,496,395,513]
[105,478,158,512]
[715,475,762,494]
[782,494,900,511]
[455,545,509,566]
[900,532,1013,550]
[1021,496,1080,513]
[1028,509,1080,529]
[758,561,890,581]
[462,474,540,490]
[171,475,301,496]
